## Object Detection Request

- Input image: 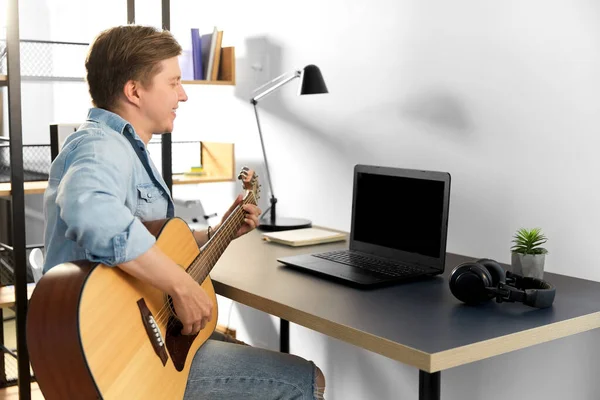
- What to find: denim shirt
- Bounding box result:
[43,108,174,273]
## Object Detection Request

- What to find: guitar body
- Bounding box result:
[27,217,219,400]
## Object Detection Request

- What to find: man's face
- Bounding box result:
[139,56,188,134]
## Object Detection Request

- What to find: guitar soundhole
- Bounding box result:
[165,316,197,372]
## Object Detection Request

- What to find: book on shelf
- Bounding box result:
[191,28,203,80]
[183,165,206,176]
[185,26,225,81]
[209,30,223,80]
[201,27,217,80]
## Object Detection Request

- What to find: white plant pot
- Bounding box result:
[511,253,546,279]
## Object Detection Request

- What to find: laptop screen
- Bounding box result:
[350,166,450,270]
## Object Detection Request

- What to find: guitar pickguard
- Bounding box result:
[165,316,197,371]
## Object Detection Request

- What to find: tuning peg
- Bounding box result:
[238,167,250,179]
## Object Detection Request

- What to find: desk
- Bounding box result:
[0,283,36,308]
[210,230,600,400]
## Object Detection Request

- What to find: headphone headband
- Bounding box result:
[450,260,556,309]
[497,271,555,308]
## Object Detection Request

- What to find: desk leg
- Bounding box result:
[419,370,440,400]
[280,318,289,353]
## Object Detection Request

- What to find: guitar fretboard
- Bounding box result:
[188,193,257,283]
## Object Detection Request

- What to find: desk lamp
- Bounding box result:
[250,64,328,231]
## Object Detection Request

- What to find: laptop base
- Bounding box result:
[278,254,439,289]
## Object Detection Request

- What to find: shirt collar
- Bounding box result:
[86,107,143,142]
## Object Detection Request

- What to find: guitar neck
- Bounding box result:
[189,193,256,283]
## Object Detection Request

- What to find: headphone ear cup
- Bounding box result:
[476,258,506,287]
[449,262,493,305]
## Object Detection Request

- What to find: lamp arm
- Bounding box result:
[251,70,295,97]
[252,101,277,222]
[250,70,301,103]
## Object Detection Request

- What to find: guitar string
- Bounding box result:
[153,209,241,327]
[154,191,254,324]
[152,192,257,329]
[158,194,254,332]
[153,194,252,326]
[153,196,250,330]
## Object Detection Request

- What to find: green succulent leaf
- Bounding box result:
[510,227,548,255]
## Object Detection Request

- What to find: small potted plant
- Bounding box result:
[510,227,548,279]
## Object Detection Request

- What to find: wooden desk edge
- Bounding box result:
[214,280,600,373]
[0,175,236,197]
[0,181,48,197]
[0,283,36,308]
[429,311,600,372]
[212,281,432,371]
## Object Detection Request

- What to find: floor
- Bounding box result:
[0,308,40,399]
[0,382,43,400]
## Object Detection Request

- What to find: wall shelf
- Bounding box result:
[183,46,236,86]
[182,80,235,86]
[0,39,89,81]
[173,141,235,183]
[0,141,235,197]
[0,44,236,87]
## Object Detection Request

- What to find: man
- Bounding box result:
[42,25,325,399]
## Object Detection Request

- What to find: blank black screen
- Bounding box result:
[353,172,445,259]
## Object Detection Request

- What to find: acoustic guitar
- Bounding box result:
[26,167,260,399]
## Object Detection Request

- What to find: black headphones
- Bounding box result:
[449,258,556,308]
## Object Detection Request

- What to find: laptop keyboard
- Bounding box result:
[312,250,424,278]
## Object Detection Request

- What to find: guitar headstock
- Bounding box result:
[237,167,261,202]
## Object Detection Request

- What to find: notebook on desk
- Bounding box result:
[262,228,347,247]
[277,164,451,287]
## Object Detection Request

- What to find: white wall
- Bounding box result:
[168,1,600,399]
[18,0,600,398]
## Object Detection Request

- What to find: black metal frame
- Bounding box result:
[0,142,51,183]
[5,0,31,398]
[419,370,441,400]
[278,322,441,400]
[0,38,89,82]
[160,0,173,194]
[127,0,174,193]
[280,319,289,353]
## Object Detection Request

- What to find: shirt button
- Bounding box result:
[148,193,153,198]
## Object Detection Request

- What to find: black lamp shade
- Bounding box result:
[299,64,328,95]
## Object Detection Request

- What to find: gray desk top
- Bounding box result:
[210,229,600,372]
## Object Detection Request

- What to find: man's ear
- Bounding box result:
[123,79,141,107]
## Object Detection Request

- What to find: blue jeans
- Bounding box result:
[183,332,319,399]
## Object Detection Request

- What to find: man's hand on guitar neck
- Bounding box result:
[218,193,262,239]
[119,244,213,336]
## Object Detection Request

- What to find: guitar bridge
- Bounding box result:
[137,299,168,366]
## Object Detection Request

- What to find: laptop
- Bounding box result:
[277,164,451,287]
